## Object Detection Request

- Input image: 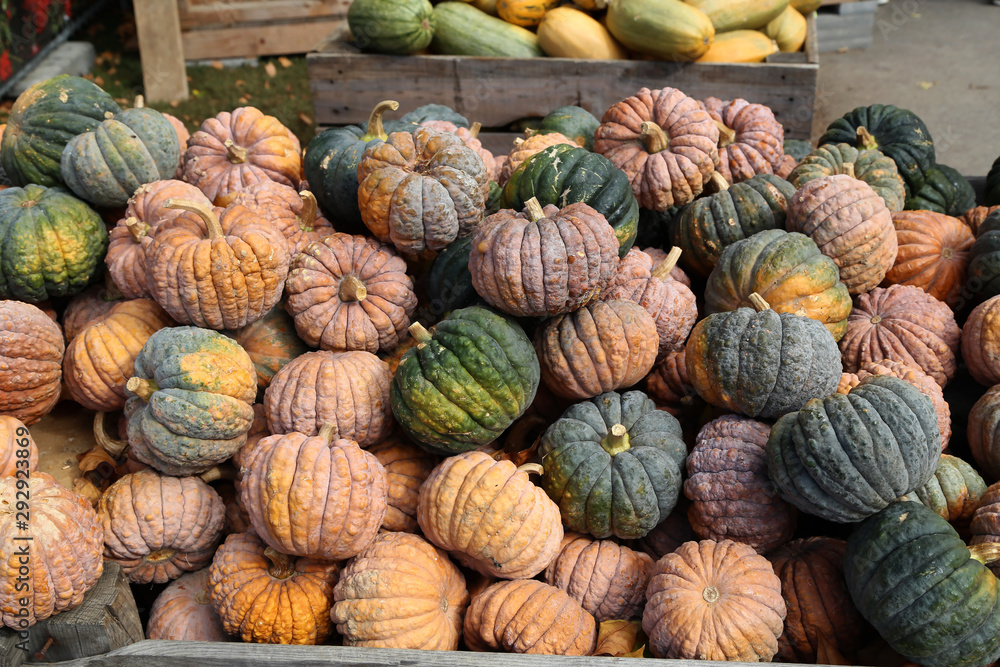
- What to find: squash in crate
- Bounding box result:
[497,0,560,26]
[686,0,789,32]
[787,142,906,212]
[431,2,545,57]
[791,0,820,12]
[884,210,974,307]
[538,7,627,59]
[699,97,784,183]
[347,0,436,55]
[147,569,229,642]
[764,5,807,52]
[0,300,65,425]
[606,0,715,60]
[697,30,779,63]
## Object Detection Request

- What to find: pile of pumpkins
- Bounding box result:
[347,0,819,63]
[4,72,1000,667]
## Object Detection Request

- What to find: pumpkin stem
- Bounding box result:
[600,424,631,456]
[362,100,400,142]
[516,462,544,476]
[93,412,127,459]
[524,197,546,222]
[651,247,683,280]
[748,292,771,312]
[856,126,878,151]
[318,422,337,443]
[339,275,368,302]
[264,547,297,579]
[409,322,433,344]
[843,162,856,179]
[199,464,236,483]
[164,199,225,240]
[124,216,151,242]
[709,171,730,193]
[126,377,159,402]
[969,542,1000,565]
[224,139,248,164]
[469,122,482,140]
[133,94,144,109]
[714,121,736,149]
[639,122,669,154]
[298,191,319,228]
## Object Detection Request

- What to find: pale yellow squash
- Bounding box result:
[790,0,821,13]
[696,29,778,62]
[606,0,715,60]
[538,6,627,59]
[685,0,789,32]
[764,5,807,52]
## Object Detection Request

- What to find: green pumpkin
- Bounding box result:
[0,75,122,187]
[501,143,638,256]
[705,228,852,341]
[635,206,678,251]
[425,235,480,316]
[485,180,502,215]
[60,108,181,208]
[125,326,258,476]
[987,155,1000,206]
[966,209,1000,306]
[845,501,1000,667]
[767,375,941,523]
[782,138,813,161]
[539,390,686,540]
[669,173,795,277]
[391,306,539,454]
[818,103,935,196]
[0,185,108,302]
[398,103,469,129]
[905,163,977,216]
[901,454,987,528]
[535,106,600,151]
[347,0,436,55]
[787,142,906,212]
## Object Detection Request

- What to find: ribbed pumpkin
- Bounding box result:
[884,210,974,307]
[62,285,120,342]
[426,234,479,314]
[965,205,1000,234]
[465,579,597,655]
[971,483,1000,567]
[788,142,906,212]
[419,121,500,182]
[418,450,563,579]
[0,472,103,628]
[231,181,333,253]
[0,300,64,425]
[365,435,439,533]
[902,454,987,528]
[643,539,786,661]
[962,295,1000,387]
[264,350,393,445]
[594,87,719,211]
[208,531,340,645]
[699,97,784,184]
[100,469,225,583]
[969,385,1000,481]
[645,349,701,417]
[839,284,960,387]
[332,531,468,650]
[536,106,601,152]
[685,415,795,553]
[0,416,37,476]
[767,375,941,523]
[545,533,654,622]
[906,164,977,217]
[623,505,697,561]
[124,326,257,476]
[499,131,578,184]
[147,568,229,641]
[967,209,1000,306]
[226,306,309,389]
[285,233,417,353]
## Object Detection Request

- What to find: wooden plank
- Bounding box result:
[178,0,350,30]
[0,629,27,667]
[182,19,344,60]
[134,0,190,103]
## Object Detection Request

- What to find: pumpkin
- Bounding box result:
[0,75,121,187]
[965,205,1000,235]
[147,568,229,641]
[687,293,841,418]
[685,415,795,553]
[704,229,851,340]
[764,5,807,51]
[63,298,175,411]
[536,300,658,401]
[767,537,870,663]
[231,181,332,253]
[537,6,627,59]
[695,30,779,63]
[642,247,691,285]
[643,539,786,661]
[347,0,435,54]
[903,454,986,528]
[425,234,478,315]
[623,505,697,561]
[963,295,1000,387]
[0,300,64,425]
[786,174,897,294]
[775,153,797,179]
[967,209,1000,306]
[605,0,715,60]
[357,126,490,255]
[61,108,181,208]
[0,472,103,628]
[536,105,601,151]
[419,121,500,181]
[264,349,392,446]
[784,138,814,160]
[418,450,563,579]
[971,483,1000,567]
[366,434,439,533]
[969,385,1000,481]
[906,164,977,217]
[62,284,120,342]
[699,97,783,184]
[100,468,225,583]
[594,87,719,211]
[645,349,700,417]
[539,390,687,539]
[208,531,340,645]
[767,375,941,523]
[839,284,960,387]
[988,155,1000,206]
[499,131,578,184]
[398,104,469,129]
[226,306,309,389]
[124,326,257,476]
[788,142,906,212]
[469,199,619,317]
[465,579,597,655]
[884,210,974,307]
[392,307,539,454]
[670,172,795,276]
[0,416,37,477]
[284,233,417,353]
[332,531,468,650]
[845,502,1000,667]
[143,199,290,330]
[0,185,107,302]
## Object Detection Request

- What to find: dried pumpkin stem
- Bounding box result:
[843,162,856,178]
[409,322,433,344]
[164,199,225,240]
[339,275,368,302]
[299,191,319,227]
[969,542,1000,565]
[513,137,525,147]
[709,171,730,193]
[133,94,144,109]
[199,464,235,483]
[318,422,337,443]
[469,122,482,140]
[516,462,544,476]
[126,377,159,402]
[363,100,400,142]
[124,216,150,242]
[639,122,669,154]
[93,412,127,458]
[264,547,297,580]
[748,292,771,312]
[856,126,878,151]
[524,197,546,222]
[714,120,736,149]
[194,590,210,606]
[224,139,248,164]
[651,247,683,280]
[601,424,631,456]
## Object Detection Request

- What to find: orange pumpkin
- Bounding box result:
[0,300,64,425]
[147,568,229,641]
[365,434,439,533]
[231,181,333,254]
[62,284,120,342]
[0,416,37,477]
[884,210,974,307]
[962,295,1000,387]
[499,131,578,184]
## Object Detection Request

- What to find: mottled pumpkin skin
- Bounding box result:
[970,483,1000,572]
[962,295,1000,387]
[0,300,64,424]
[0,416,37,477]
[365,435,439,533]
[767,375,941,523]
[643,539,786,662]
[499,132,578,184]
[544,533,653,622]
[0,472,103,628]
[226,306,309,389]
[788,142,906,212]
[967,209,1000,307]
[885,210,974,307]
[464,579,597,655]
[231,181,333,253]
[906,164,977,217]
[768,537,870,663]
[700,97,784,184]
[125,326,257,475]
[62,285,119,342]
[685,415,795,553]
[264,350,393,445]
[241,431,387,561]
[332,531,469,650]
[208,531,340,645]
[845,502,1000,667]
[540,390,686,540]
[969,385,1000,481]
[903,454,986,529]
[147,568,229,641]
[418,451,563,579]
[420,120,500,181]
[645,349,699,417]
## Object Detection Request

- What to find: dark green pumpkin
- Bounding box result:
[125,326,258,476]
[782,138,813,162]
[0,75,122,187]
[0,185,108,302]
[398,103,469,129]
[767,375,941,523]
[787,142,906,212]
[539,390,686,540]
[500,143,638,256]
[347,0,436,55]
[535,106,600,151]
[905,163,977,216]
[987,155,1000,206]
[425,235,479,315]
[966,209,1000,306]
[669,173,795,277]
[901,454,987,529]
[485,180,502,215]
[818,103,935,196]
[390,306,539,455]
[60,108,181,208]
[845,501,1000,667]
[635,206,679,251]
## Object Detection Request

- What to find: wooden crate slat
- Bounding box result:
[178,0,350,30]
[135,0,189,103]
[182,20,344,60]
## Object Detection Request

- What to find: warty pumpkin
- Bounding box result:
[147,568,229,641]
[62,284,120,342]
[969,385,1000,481]
[884,210,974,307]
[905,163,976,217]
[644,349,701,417]
[499,131,578,185]
[231,181,333,253]
[225,306,309,389]
[0,416,37,477]
[0,300,64,425]
[965,205,1000,235]
[699,97,784,184]
[419,120,500,181]
[365,434,439,533]
[787,142,906,212]
[961,294,1000,387]
[967,208,1000,306]
[903,454,986,529]
[970,482,1000,569]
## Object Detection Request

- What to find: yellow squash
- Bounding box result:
[497,0,561,26]
[791,0,821,13]
[538,6,628,59]
[764,5,807,52]
[686,0,789,32]
[696,30,778,63]
[606,0,715,61]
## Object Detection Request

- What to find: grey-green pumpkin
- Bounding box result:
[787,142,906,212]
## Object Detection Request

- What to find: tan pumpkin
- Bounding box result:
[884,210,974,307]
[231,181,333,253]
[62,284,120,342]
[962,295,1000,387]
[0,416,37,477]
[700,97,784,184]
[500,131,578,184]
[420,120,501,181]
[642,247,691,286]
[147,568,229,641]
[365,434,439,533]
[0,300,64,425]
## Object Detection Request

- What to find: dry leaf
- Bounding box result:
[211,60,224,70]
[595,620,646,657]
[817,634,852,666]
[278,56,293,68]
[169,100,180,108]
[107,67,117,75]
[94,76,104,86]
[264,81,271,90]
[298,112,314,126]
[918,81,934,90]
[264,62,277,77]
[493,415,545,467]
[78,446,117,477]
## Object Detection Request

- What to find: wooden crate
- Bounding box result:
[307,19,820,141]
